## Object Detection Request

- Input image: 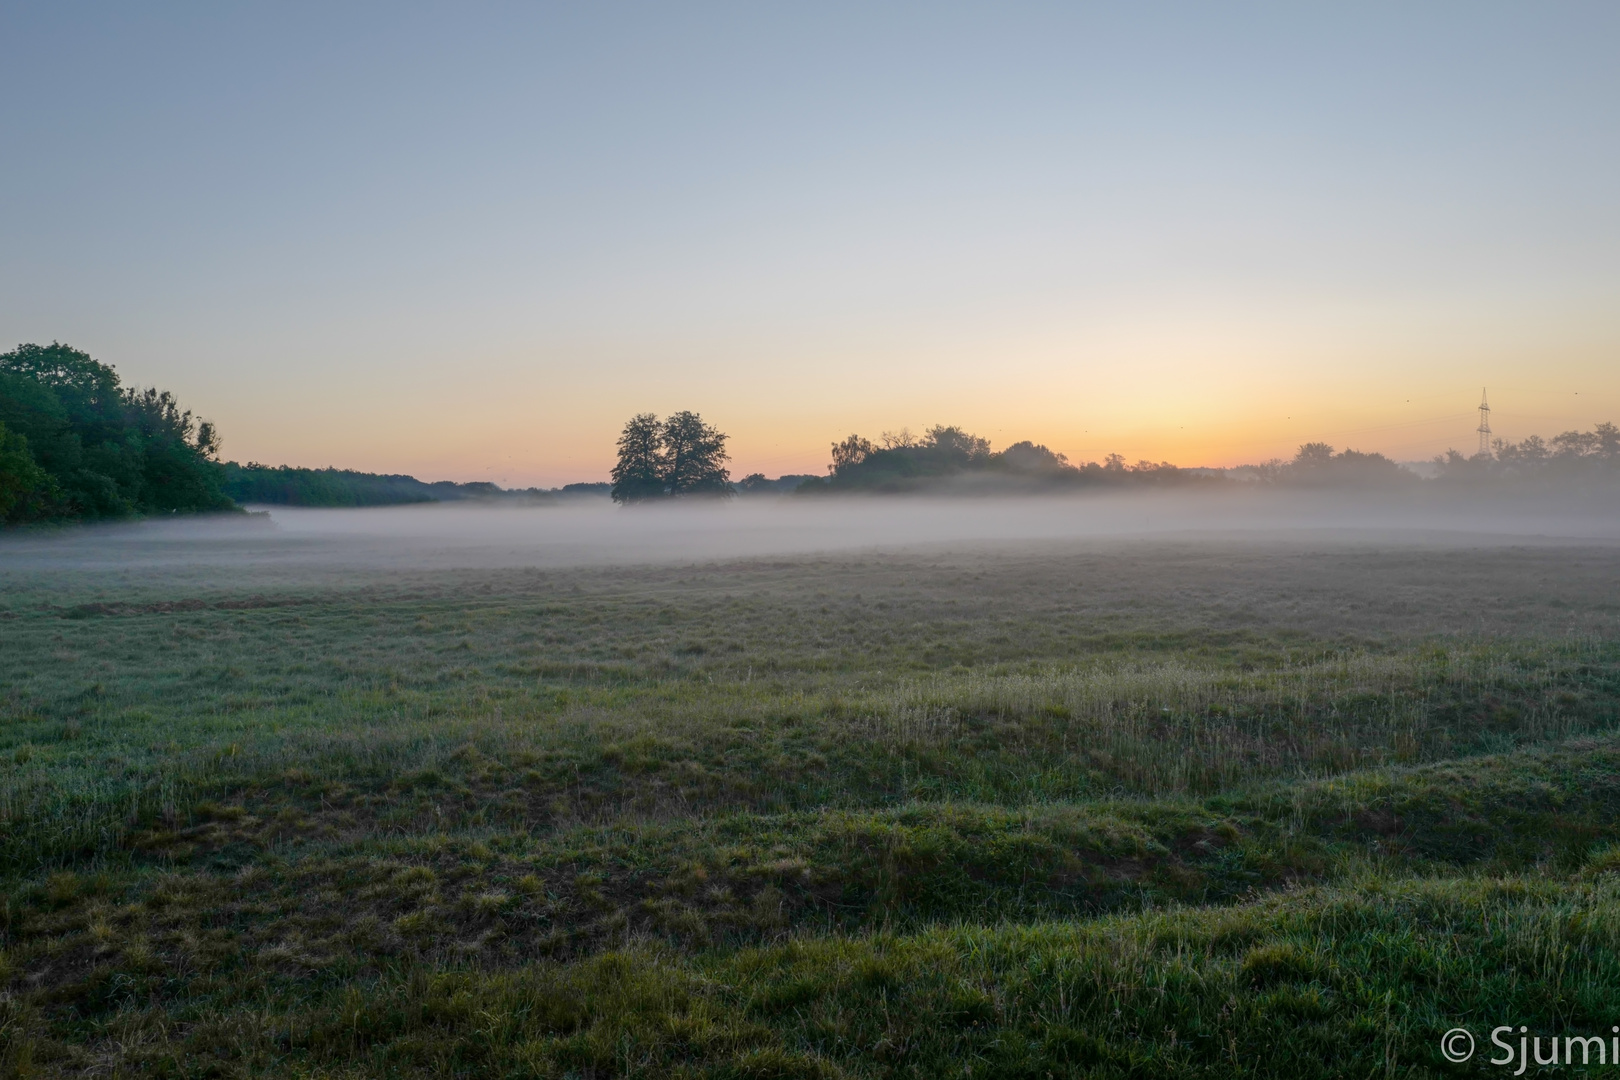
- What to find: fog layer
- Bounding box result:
[4,488,1618,574]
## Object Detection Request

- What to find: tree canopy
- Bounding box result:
[0,342,234,524]
[610,411,732,503]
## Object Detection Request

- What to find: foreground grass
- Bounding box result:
[11,872,1620,1077]
[2,540,1619,1076]
[5,633,1614,871]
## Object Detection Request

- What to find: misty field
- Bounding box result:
[3,529,1620,1078]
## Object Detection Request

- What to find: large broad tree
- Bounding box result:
[610,413,669,503]
[661,410,731,496]
[610,411,732,503]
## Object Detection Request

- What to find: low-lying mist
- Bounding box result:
[4,486,1619,575]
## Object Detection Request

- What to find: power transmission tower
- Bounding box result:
[1476,388,1492,457]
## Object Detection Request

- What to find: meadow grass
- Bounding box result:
[1,538,1619,1076]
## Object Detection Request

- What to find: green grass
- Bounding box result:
[2,540,1619,1076]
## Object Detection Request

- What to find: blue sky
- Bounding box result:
[3,3,1617,483]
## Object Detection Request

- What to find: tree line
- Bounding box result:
[220,464,608,507]
[612,414,1620,497]
[0,342,233,524]
[0,341,622,524]
[1431,424,1620,483]
[798,424,1189,493]
[224,465,487,507]
[603,416,1202,500]
[8,343,1617,527]
[1233,442,1416,487]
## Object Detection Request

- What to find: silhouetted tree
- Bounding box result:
[611,411,732,502]
[1293,442,1335,467]
[1283,442,1411,486]
[995,440,1072,474]
[880,428,917,449]
[611,413,668,503]
[829,434,875,475]
[921,425,991,466]
[661,410,732,496]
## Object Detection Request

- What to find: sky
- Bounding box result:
[2,3,1618,486]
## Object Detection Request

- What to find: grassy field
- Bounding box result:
[2,535,1619,1077]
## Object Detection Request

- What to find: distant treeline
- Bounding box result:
[0,340,621,524]
[222,464,609,507]
[8,341,1618,526]
[215,419,1620,508]
[737,473,821,494]
[774,422,1620,494]
[1226,442,1419,488]
[1431,424,1620,484]
[0,342,233,524]
[1226,428,1619,488]
[796,426,1196,494]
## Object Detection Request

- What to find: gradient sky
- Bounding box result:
[3,3,1618,485]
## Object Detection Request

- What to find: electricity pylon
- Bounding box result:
[1476,388,1492,457]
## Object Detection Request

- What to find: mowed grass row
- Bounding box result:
[7,731,1620,1074]
[1,637,1617,870]
[11,734,1620,979]
[10,870,1620,1077]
